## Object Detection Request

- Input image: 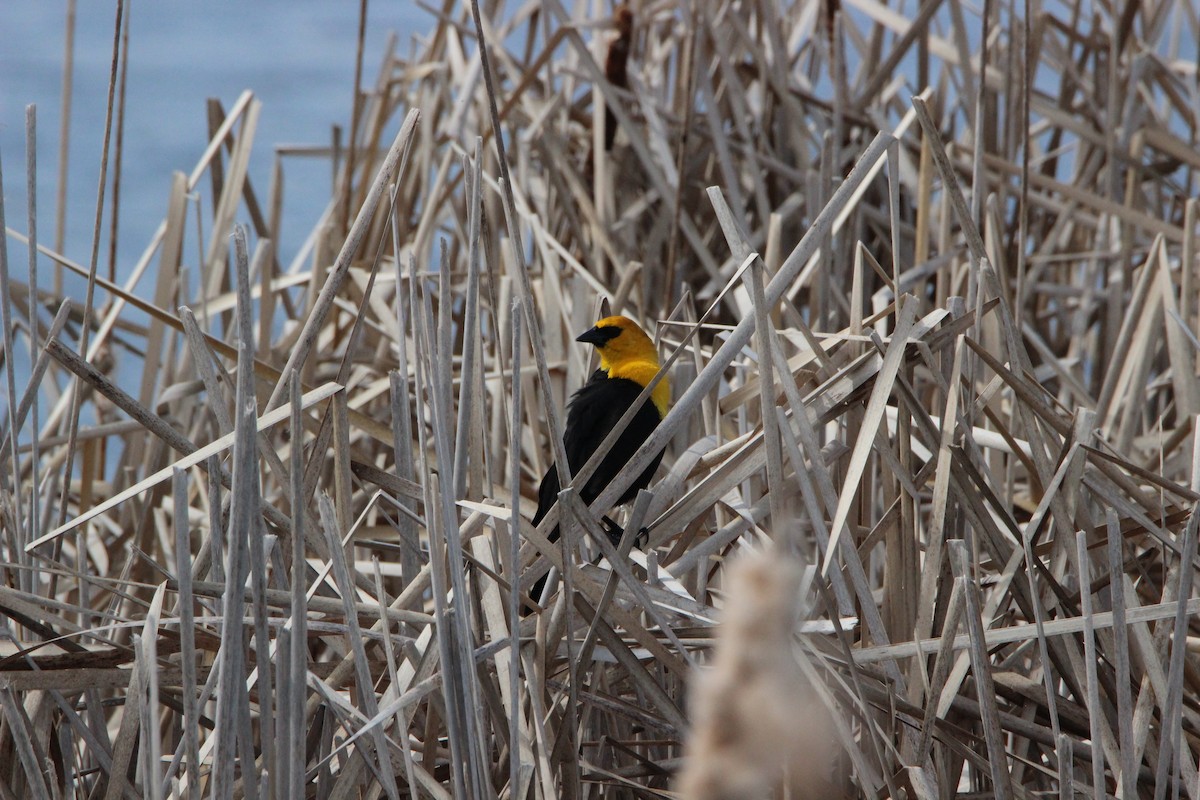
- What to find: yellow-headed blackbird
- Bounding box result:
[529,316,669,603]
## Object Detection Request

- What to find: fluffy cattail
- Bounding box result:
[676,551,837,799]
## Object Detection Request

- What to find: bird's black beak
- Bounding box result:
[576,325,621,347]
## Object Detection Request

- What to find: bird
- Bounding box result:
[527,315,670,608]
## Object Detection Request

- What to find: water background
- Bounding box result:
[1,1,426,288]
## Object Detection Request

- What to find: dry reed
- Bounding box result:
[2,0,1200,798]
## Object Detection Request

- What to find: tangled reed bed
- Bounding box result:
[3,0,1200,797]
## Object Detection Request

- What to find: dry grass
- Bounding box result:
[3,0,1200,797]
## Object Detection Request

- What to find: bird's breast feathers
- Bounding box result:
[603,359,670,418]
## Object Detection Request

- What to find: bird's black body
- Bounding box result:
[531,370,665,541]
[524,315,668,612]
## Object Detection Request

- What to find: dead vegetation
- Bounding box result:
[3,0,1200,797]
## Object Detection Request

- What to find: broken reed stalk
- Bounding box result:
[2,2,1200,799]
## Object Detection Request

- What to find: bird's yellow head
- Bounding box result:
[576,315,670,417]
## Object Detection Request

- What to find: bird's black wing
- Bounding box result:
[531,370,664,538]
[565,374,664,507]
[531,462,561,529]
